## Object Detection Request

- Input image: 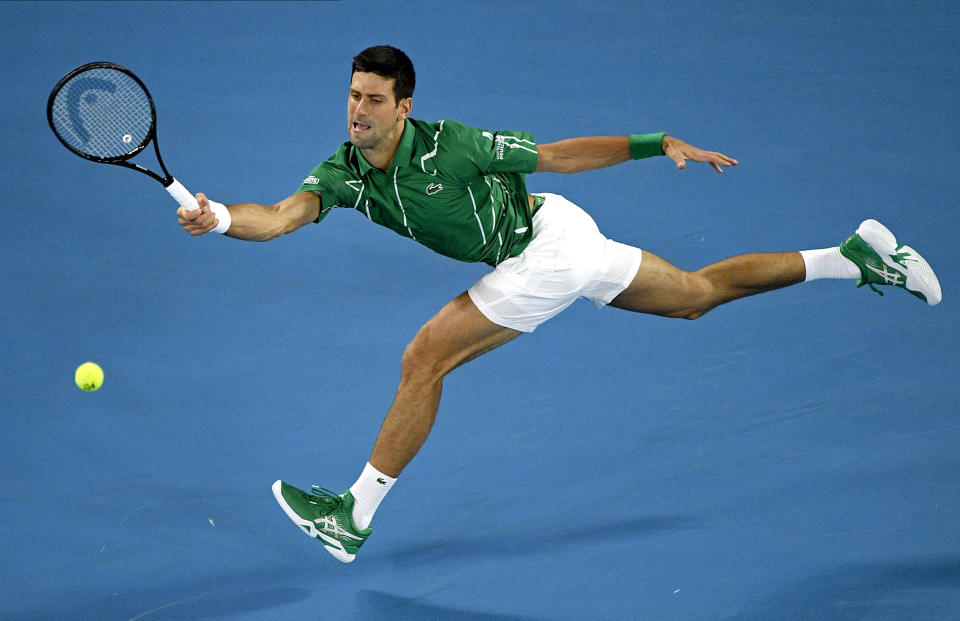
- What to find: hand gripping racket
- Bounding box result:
[47,62,199,211]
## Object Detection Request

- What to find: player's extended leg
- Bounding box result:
[611,217,942,317]
[369,291,522,476]
[609,250,806,319]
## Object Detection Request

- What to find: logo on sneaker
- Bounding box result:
[314,515,364,542]
[865,262,904,286]
[426,183,443,195]
[376,478,387,485]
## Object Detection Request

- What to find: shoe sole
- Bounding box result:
[857,219,942,306]
[271,480,356,563]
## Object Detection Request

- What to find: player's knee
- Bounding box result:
[659,304,709,320]
[680,307,710,320]
[399,332,445,384]
[675,273,717,320]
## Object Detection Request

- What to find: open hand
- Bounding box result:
[663,135,738,173]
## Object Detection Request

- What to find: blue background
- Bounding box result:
[2,1,958,619]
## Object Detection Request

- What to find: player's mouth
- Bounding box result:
[352,121,372,133]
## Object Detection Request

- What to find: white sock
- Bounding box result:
[799,247,861,282]
[348,462,396,530]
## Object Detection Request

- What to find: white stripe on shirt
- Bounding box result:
[393,168,416,240]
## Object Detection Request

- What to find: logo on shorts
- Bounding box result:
[426,183,443,195]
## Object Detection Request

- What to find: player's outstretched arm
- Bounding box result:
[535,134,737,174]
[177,191,321,241]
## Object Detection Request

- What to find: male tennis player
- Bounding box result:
[178,46,941,563]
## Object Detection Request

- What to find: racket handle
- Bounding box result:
[166,178,200,210]
[167,178,231,234]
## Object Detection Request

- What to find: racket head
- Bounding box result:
[47,62,157,164]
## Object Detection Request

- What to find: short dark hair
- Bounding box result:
[352,46,416,102]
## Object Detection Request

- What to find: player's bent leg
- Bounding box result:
[368,291,522,477]
[609,250,805,319]
[274,293,521,562]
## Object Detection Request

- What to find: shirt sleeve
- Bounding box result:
[442,120,538,176]
[295,160,351,223]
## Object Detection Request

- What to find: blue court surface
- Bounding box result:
[2,1,959,619]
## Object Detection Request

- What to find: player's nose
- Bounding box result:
[352,97,367,117]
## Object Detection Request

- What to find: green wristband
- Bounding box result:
[629,132,666,160]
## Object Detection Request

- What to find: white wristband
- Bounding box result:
[208,200,232,234]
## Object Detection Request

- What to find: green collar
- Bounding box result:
[355,119,415,175]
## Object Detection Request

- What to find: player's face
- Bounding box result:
[347,72,410,152]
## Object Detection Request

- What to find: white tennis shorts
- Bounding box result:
[468,193,643,332]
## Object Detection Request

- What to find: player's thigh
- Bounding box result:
[608,250,710,318]
[405,291,522,376]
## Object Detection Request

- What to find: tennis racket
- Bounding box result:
[47,61,199,210]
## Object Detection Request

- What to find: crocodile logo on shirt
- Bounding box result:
[426,183,443,196]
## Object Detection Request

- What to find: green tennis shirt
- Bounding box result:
[296,118,539,266]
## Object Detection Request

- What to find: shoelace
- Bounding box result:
[307,486,342,512]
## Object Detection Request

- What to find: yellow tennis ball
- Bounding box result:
[75,362,104,392]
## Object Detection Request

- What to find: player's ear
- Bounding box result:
[397,97,412,120]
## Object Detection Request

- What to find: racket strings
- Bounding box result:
[50,67,154,160]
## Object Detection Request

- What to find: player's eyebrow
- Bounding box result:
[350,86,389,99]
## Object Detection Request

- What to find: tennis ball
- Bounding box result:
[75,362,104,392]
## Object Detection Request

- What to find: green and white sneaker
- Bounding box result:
[272,480,371,563]
[839,219,941,306]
